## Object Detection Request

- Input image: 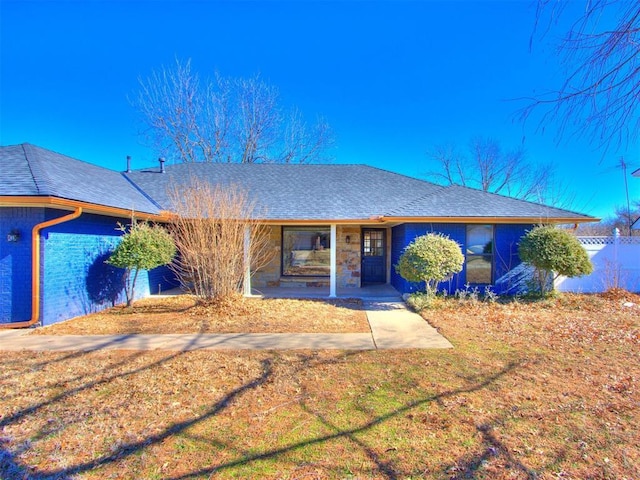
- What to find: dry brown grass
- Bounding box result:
[2,292,639,479]
[31,295,369,335]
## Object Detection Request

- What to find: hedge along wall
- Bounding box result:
[0,207,45,324]
[391,223,533,295]
[40,209,178,326]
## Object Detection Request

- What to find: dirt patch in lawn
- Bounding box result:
[31,295,369,335]
[3,292,639,479]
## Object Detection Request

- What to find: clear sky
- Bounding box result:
[1,0,638,220]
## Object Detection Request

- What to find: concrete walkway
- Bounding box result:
[0,299,453,352]
[364,300,452,349]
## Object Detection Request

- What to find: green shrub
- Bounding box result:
[395,233,464,296]
[107,222,176,307]
[518,226,592,295]
[406,292,436,311]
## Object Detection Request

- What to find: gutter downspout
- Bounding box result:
[1,207,83,329]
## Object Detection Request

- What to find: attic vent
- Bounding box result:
[159,157,165,173]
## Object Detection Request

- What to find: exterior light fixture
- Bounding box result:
[7,229,21,242]
[345,235,351,244]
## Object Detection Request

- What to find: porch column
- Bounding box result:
[330,224,337,297]
[243,225,252,296]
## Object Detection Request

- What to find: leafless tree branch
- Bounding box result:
[426,137,574,208]
[523,1,640,151]
[133,59,334,163]
[167,179,274,302]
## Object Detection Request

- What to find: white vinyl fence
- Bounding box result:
[555,234,640,293]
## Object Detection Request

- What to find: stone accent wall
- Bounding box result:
[252,226,282,288]
[251,225,364,289]
[337,225,361,288]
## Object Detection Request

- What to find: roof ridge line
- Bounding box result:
[22,143,49,195]
[131,162,373,171]
[121,172,164,210]
[364,164,441,186]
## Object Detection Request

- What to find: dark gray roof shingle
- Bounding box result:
[0,144,161,215]
[125,162,594,222]
[124,163,446,220]
[0,144,40,194]
[1,144,595,222]
[388,184,590,220]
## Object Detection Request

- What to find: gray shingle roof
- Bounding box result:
[1,144,595,222]
[124,163,446,220]
[388,184,590,220]
[0,144,161,215]
[125,162,594,222]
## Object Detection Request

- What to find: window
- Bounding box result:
[282,227,331,276]
[363,229,384,256]
[466,225,493,284]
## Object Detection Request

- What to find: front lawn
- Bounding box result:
[2,292,638,479]
[31,296,369,335]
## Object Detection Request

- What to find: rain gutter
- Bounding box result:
[0,207,83,329]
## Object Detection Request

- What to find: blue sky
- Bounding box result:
[1,0,638,220]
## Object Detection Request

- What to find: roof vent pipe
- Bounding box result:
[159,157,165,173]
[126,155,131,173]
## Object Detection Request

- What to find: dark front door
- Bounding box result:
[362,228,386,284]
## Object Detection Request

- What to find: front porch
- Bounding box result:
[251,224,392,296]
[251,283,402,300]
[157,284,402,301]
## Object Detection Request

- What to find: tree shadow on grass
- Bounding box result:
[0,333,216,427]
[0,335,146,385]
[1,353,274,480]
[0,437,34,480]
[441,422,538,480]
[3,351,543,480]
[158,360,526,480]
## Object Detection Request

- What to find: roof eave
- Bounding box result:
[251,216,601,225]
[0,196,168,222]
[262,218,387,225]
[379,215,600,224]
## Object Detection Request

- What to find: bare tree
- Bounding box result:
[427,137,568,205]
[133,59,334,164]
[280,108,334,164]
[578,200,640,236]
[524,1,640,151]
[168,179,274,303]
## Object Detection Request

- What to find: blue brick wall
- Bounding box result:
[494,224,533,294]
[391,223,534,296]
[0,207,44,323]
[147,264,176,295]
[2,207,178,326]
[42,212,126,325]
[391,223,466,295]
[41,210,178,326]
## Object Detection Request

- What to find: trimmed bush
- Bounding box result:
[107,222,176,307]
[518,226,592,295]
[395,233,464,295]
